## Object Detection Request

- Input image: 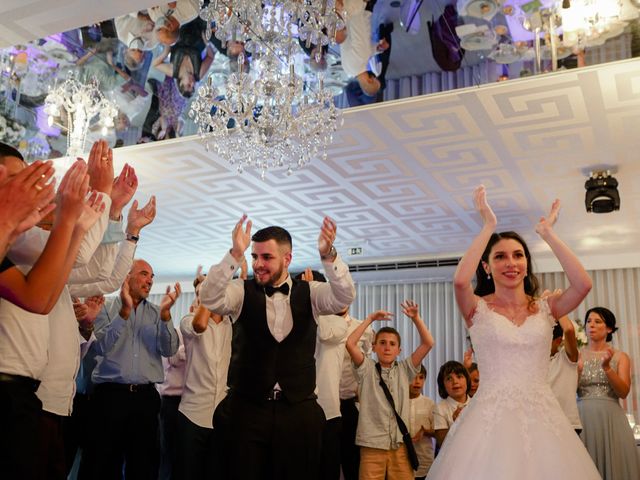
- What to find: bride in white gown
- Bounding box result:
[427,186,601,480]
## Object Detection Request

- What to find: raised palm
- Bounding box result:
[473,185,497,228]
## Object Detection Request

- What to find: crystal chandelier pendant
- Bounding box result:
[193,0,343,177]
[44,72,118,158]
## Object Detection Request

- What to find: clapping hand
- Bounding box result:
[119,275,133,319]
[318,216,337,257]
[84,295,105,323]
[160,283,182,321]
[473,185,497,229]
[77,191,106,232]
[601,347,615,372]
[87,140,114,195]
[535,199,560,239]
[1,161,57,238]
[231,214,252,260]
[57,160,90,225]
[110,163,138,220]
[126,196,156,236]
[300,267,314,282]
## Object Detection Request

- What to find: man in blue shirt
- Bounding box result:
[83,259,180,479]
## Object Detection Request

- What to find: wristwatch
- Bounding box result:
[126,232,139,243]
[320,245,337,261]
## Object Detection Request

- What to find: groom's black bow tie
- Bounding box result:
[264,283,290,297]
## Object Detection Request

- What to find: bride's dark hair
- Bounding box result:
[474,231,540,299]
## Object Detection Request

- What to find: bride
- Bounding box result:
[426,186,601,479]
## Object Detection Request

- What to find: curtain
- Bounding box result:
[350,267,640,423]
[148,267,640,423]
[147,290,196,330]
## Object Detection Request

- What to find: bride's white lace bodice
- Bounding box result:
[470,298,554,392]
[463,298,567,452]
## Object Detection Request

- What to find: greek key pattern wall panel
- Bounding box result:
[105,59,640,279]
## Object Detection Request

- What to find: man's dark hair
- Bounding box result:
[252,226,292,249]
[0,142,24,162]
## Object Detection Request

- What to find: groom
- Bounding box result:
[199,215,356,480]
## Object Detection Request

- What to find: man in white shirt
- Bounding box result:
[176,278,232,480]
[0,143,113,479]
[547,319,582,433]
[199,215,355,480]
[158,327,186,480]
[336,0,389,99]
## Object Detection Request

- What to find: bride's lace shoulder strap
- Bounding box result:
[471,297,490,324]
[538,297,555,326]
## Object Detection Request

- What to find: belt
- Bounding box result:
[0,372,41,391]
[97,382,156,393]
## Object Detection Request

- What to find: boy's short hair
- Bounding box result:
[437,360,471,399]
[467,362,478,373]
[374,326,401,347]
[418,364,427,377]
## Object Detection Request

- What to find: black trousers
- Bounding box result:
[319,417,343,480]
[36,410,68,480]
[214,393,325,480]
[339,397,361,480]
[80,383,161,480]
[175,411,224,480]
[0,377,42,480]
[159,395,182,480]
[65,392,91,476]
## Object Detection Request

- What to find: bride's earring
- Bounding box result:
[487,273,492,280]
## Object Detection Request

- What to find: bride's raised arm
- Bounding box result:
[453,185,497,326]
[535,200,592,318]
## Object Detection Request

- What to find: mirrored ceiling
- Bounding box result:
[1,0,638,163]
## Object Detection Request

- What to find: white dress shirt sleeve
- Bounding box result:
[309,254,356,318]
[68,240,136,297]
[199,251,245,320]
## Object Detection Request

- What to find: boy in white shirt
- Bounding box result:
[408,365,435,480]
[176,279,232,479]
[547,318,582,434]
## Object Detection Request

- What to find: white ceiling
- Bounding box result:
[103,58,640,282]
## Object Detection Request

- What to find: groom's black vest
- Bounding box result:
[227,278,316,403]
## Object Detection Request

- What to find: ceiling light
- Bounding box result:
[585,170,620,213]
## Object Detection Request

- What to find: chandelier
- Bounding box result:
[190,0,344,177]
[44,73,118,158]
